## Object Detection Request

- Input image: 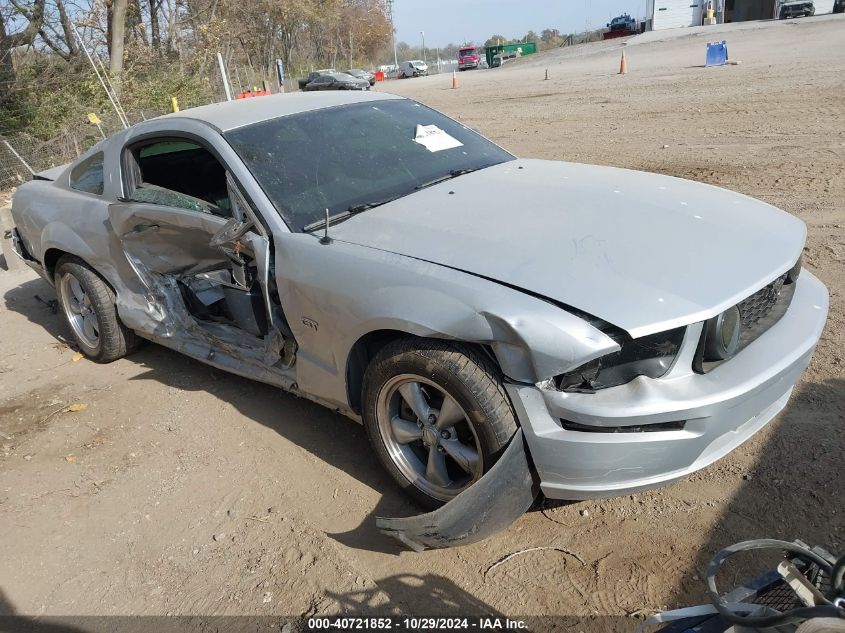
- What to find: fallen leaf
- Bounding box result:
[72,353,84,362]
[66,403,88,412]
[64,455,77,463]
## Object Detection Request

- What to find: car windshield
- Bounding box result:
[459,49,476,55]
[225,99,514,232]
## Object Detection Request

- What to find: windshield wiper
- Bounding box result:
[303,194,405,233]
[346,194,405,214]
[414,167,487,191]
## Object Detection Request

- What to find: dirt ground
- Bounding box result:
[1,15,844,632]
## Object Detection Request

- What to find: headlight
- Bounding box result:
[555,327,686,392]
[703,306,741,361]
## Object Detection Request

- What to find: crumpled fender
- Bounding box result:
[376,428,539,551]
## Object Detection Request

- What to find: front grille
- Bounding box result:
[737,272,791,348]
[738,274,786,328]
[694,269,797,373]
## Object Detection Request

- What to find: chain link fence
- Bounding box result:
[0,106,173,191]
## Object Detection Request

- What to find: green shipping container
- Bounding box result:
[485,41,538,67]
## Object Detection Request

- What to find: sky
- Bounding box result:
[392,0,647,48]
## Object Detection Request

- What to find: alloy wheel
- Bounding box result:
[59,272,100,352]
[376,374,483,502]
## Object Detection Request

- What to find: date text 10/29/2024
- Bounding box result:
[307,617,528,630]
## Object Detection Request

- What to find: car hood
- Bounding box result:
[330,159,806,338]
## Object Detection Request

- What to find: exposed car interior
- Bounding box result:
[129,140,232,216]
[122,138,290,356]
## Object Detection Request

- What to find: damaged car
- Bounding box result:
[7,92,828,548]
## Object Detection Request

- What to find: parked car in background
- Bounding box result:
[399,60,428,78]
[344,69,376,86]
[607,13,636,31]
[778,0,814,17]
[457,47,480,71]
[304,73,370,91]
[604,13,639,39]
[298,69,335,90]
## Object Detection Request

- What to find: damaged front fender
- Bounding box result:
[376,428,539,551]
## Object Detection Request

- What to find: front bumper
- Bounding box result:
[507,271,828,500]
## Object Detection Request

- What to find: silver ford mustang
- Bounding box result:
[8,92,828,537]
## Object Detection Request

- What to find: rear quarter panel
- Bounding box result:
[12,177,114,281]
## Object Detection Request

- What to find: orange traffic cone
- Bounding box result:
[619,50,628,75]
[451,70,459,89]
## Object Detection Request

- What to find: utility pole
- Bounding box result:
[421,30,425,64]
[217,52,233,101]
[387,0,398,68]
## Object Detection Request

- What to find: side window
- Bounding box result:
[70,152,105,195]
[126,139,231,217]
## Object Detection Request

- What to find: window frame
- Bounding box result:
[69,151,106,196]
[119,132,271,238]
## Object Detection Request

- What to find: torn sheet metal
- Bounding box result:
[377,428,538,551]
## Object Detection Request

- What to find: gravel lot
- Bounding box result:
[1,14,843,632]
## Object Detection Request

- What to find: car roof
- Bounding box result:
[158,91,405,132]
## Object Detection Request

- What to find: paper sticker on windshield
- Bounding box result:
[414,124,463,152]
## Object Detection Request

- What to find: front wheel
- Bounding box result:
[55,256,138,363]
[362,338,518,510]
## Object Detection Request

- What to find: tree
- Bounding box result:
[483,34,507,48]
[541,28,560,43]
[0,0,394,141]
[109,0,127,79]
[523,30,539,43]
[0,0,45,104]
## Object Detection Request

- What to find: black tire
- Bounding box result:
[54,255,139,363]
[362,337,518,510]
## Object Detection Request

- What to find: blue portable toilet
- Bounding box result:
[706,40,728,67]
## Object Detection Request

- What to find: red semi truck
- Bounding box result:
[457,46,480,70]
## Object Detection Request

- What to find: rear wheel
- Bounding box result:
[55,256,138,363]
[362,338,518,510]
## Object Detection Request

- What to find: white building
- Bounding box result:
[646,0,835,30]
